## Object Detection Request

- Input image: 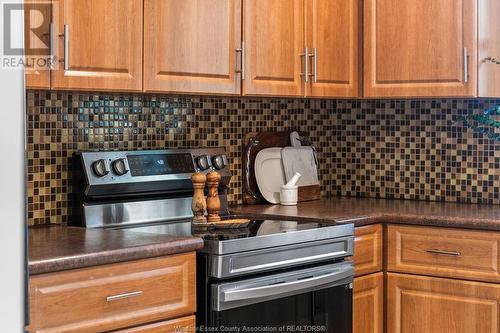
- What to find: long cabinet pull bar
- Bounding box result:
[49,23,55,70]
[311,47,318,83]
[235,47,242,75]
[300,47,309,83]
[426,249,461,256]
[106,291,143,302]
[463,47,468,83]
[242,42,245,80]
[59,25,69,71]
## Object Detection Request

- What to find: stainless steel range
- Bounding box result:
[71,148,354,333]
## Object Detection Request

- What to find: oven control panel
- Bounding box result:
[73,148,231,196]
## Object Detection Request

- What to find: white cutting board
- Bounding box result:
[281,147,319,186]
[254,147,286,204]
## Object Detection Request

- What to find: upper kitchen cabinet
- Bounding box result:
[478,0,500,97]
[305,0,361,98]
[144,0,242,95]
[51,0,143,92]
[243,0,304,97]
[24,0,51,89]
[364,0,477,98]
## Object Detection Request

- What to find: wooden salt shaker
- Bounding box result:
[206,169,221,223]
[191,170,207,223]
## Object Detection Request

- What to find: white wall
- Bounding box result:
[0,0,26,330]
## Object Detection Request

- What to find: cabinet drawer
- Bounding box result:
[28,253,196,333]
[114,315,195,333]
[353,224,383,276]
[387,225,500,283]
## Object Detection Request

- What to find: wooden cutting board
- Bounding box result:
[242,131,321,204]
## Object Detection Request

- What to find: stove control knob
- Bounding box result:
[92,159,110,177]
[112,158,129,176]
[212,154,228,170]
[196,155,212,171]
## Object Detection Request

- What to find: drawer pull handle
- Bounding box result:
[106,291,143,302]
[426,249,461,256]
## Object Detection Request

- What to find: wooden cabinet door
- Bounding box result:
[51,0,143,92]
[144,0,242,95]
[353,272,384,333]
[479,0,500,97]
[24,0,51,89]
[305,0,360,98]
[243,0,304,97]
[387,273,500,333]
[364,0,477,97]
[353,224,383,277]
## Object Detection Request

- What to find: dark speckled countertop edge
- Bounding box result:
[29,236,204,276]
[231,212,500,231]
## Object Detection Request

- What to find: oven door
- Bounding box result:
[209,261,353,333]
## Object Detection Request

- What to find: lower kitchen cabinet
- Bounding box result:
[113,315,195,333]
[387,272,500,333]
[387,224,500,283]
[28,253,196,333]
[353,272,384,333]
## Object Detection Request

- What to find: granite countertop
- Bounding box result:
[29,197,500,275]
[231,197,500,231]
[28,226,203,275]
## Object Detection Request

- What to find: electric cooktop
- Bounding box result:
[121,219,353,255]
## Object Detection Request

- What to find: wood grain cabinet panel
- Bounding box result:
[51,0,143,92]
[387,273,500,333]
[144,0,242,95]
[387,224,500,283]
[305,0,360,98]
[24,0,51,89]
[364,0,477,97]
[113,316,195,333]
[353,272,384,333]
[479,0,500,97]
[28,253,196,333]
[243,0,304,97]
[353,224,383,277]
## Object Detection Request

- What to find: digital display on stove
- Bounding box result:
[127,153,194,176]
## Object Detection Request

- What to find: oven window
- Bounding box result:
[209,284,352,333]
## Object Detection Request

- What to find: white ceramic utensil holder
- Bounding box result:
[280,185,298,206]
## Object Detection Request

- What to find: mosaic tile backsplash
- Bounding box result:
[27,90,500,225]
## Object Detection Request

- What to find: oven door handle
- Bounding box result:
[222,265,352,303]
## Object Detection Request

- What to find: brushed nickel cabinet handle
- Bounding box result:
[463,47,468,83]
[300,47,309,83]
[235,47,242,74]
[106,291,143,302]
[309,47,317,83]
[235,42,245,80]
[49,23,56,69]
[58,24,69,71]
[426,249,461,256]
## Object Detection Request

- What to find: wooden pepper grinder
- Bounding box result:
[191,170,207,223]
[206,168,221,223]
